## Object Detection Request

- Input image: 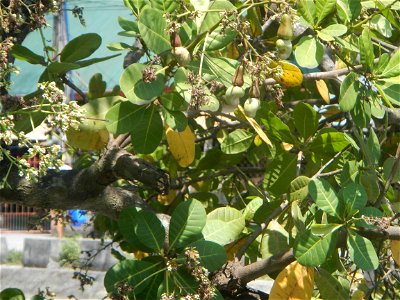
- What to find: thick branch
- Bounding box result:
[0,147,169,217]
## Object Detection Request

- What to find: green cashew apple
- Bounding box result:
[244,98,260,117]
[225,86,245,106]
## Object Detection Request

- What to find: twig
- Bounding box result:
[61,75,88,103]
[312,145,350,179]
[318,169,342,177]
[375,143,400,208]
[236,200,290,260]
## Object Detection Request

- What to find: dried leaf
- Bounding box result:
[238,105,273,147]
[226,42,239,59]
[391,240,400,266]
[276,61,303,88]
[224,236,247,260]
[269,261,314,300]
[316,79,330,103]
[166,125,195,167]
[157,189,176,205]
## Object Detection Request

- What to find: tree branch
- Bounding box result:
[0,147,169,217]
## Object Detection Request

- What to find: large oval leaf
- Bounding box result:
[202,219,237,245]
[339,72,359,112]
[184,240,227,272]
[294,229,338,266]
[138,8,171,54]
[169,199,207,250]
[120,63,165,104]
[0,288,25,300]
[309,178,343,219]
[60,33,101,62]
[134,210,165,252]
[11,45,45,65]
[289,176,310,202]
[130,104,163,154]
[275,61,303,88]
[220,129,254,154]
[293,102,318,139]
[340,183,368,217]
[347,231,379,271]
[104,259,159,296]
[207,207,245,237]
[165,126,195,167]
[315,268,348,300]
[260,220,290,259]
[294,36,324,68]
[105,101,144,135]
[269,261,314,300]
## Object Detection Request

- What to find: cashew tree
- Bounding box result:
[1,0,400,299]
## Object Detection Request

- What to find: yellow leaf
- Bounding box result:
[226,42,239,59]
[237,105,273,147]
[224,236,248,260]
[132,250,149,260]
[166,125,195,167]
[66,128,109,150]
[157,189,176,205]
[351,290,365,300]
[269,261,314,300]
[276,61,303,88]
[282,142,294,151]
[315,79,330,104]
[391,240,400,266]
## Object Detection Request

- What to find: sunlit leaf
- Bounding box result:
[166,125,195,167]
[347,231,379,271]
[276,61,303,87]
[316,79,330,103]
[269,261,314,300]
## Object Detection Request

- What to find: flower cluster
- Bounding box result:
[184,247,216,300]
[39,82,83,131]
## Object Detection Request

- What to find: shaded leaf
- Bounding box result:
[315,268,348,300]
[169,199,207,250]
[293,102,318,139]
[339,72,359,112]
[60,33,101,62]
[135,210,166,252]
[347,231,379,271]
[220,129,254,154]
[289,176,310,202]
[11,45,44,64]
[309,178,342,219]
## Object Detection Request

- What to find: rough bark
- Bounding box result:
[0,146,169,218]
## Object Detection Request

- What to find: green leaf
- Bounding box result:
[360,171,380,203]
[375,53,390,75]
[134,210,165,252]
[294,229,338,266]
[340,183,367,217]
[264,152,297,196]
[294,36,324,68]
[160,107,188,132]
[169,199,207,250]
[383,157,400,182]
[46,62,81,74]
[347,231,379,270]
[88,73,106,99]
[261,111,295,143]
[207,207,245,239]
[74,54,121,68]
[104,259,159,295]
[293,102,318,139]
[206,28,236,51]
[106,101,144,135]
[379,48,400,78]
[260,220,290,259]
[160,92,185,111]
[289,176,311,202]
[376,76,400,105]
[185,240,227,272]
[118,16,139,31]
[243,197,264,221]
[350,98,371,128]
[107,42,132,51]
[298,0,316,25]
[118,207,153,252]
[136,272,164,300]
[0,288,25,300]
[316,0,336,25]
[318,24,347,41]
[138,8,171,54]
[198,0,236,34]
[120,63,165,104]
[315,268,348,300]
[130,104,163,154]
[311,224,342,235]
[11,45,44,65]
[220,129,254,154]
[339,72,359,112]
[202,219,237,245]
[366,129,380,165]
[336,0,361,22]
[370,15,393,38]
[150,0,179,12]
[359,28,374,71]
[60,33,101,62]
[309,178,342,219]
[310,131,350,155]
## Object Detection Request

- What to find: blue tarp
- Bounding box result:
[10,0,132,95]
